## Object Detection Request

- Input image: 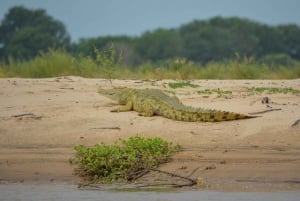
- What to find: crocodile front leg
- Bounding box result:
[111,100,133,112]
[135,100,155,117]
[139,105,154,117]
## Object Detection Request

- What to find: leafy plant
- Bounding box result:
[168,81,199,89]
[74,135,181,183]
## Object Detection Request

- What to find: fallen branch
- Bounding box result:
[248,108,281,115]
[59,87,74,90]
[78,168,197,190]
[90,126,120,130]
[149,168,197,187]
[127,169,150,181]
[12,113,42,120]
[291,118,300,127]
[12,113,35,118]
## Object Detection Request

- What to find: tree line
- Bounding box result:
[1,6,300,66]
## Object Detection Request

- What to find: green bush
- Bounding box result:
[74,136,181,182]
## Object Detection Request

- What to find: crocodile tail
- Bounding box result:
[213,110,256,122]
[167,109,256,122]
[198,110,256,122]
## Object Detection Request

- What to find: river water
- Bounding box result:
[0,183,299,201]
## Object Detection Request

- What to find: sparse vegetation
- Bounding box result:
[168,81,199,89]
[247,87,300,95]
[73,135,181,183]
[197,88,232,97]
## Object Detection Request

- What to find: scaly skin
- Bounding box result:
[98,87,256,122]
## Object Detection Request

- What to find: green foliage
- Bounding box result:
[247,87,300,95]
[0,6,70,61]
[168,81,199,89]
[74,136,181,182]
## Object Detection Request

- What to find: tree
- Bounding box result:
[71,35,138,65]
[135,28,183,62]
[0,6,70,61]
[179,17,263,63]
[277,24,300,60]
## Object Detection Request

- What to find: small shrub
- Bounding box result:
[74,135,181,183]
[94,43,122,83]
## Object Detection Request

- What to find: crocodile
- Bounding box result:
[99,87,256,122]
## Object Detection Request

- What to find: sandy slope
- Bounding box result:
[0,77,299,191]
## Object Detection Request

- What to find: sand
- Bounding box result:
[0,77,299,191]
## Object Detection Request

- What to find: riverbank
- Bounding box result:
[0,77,299,191]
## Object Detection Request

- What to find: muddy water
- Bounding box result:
[0,183,299,201]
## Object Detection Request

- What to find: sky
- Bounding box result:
[0,0,300,42]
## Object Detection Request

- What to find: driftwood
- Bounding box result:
[291,118,300,127]
[59,87,74,90]
[249,108,281,115]
[148,168,197,187]
[125,167,197,188]
[12,113,42,120]
[12,113,35,118]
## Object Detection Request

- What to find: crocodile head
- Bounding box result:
[98,87,130,104]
